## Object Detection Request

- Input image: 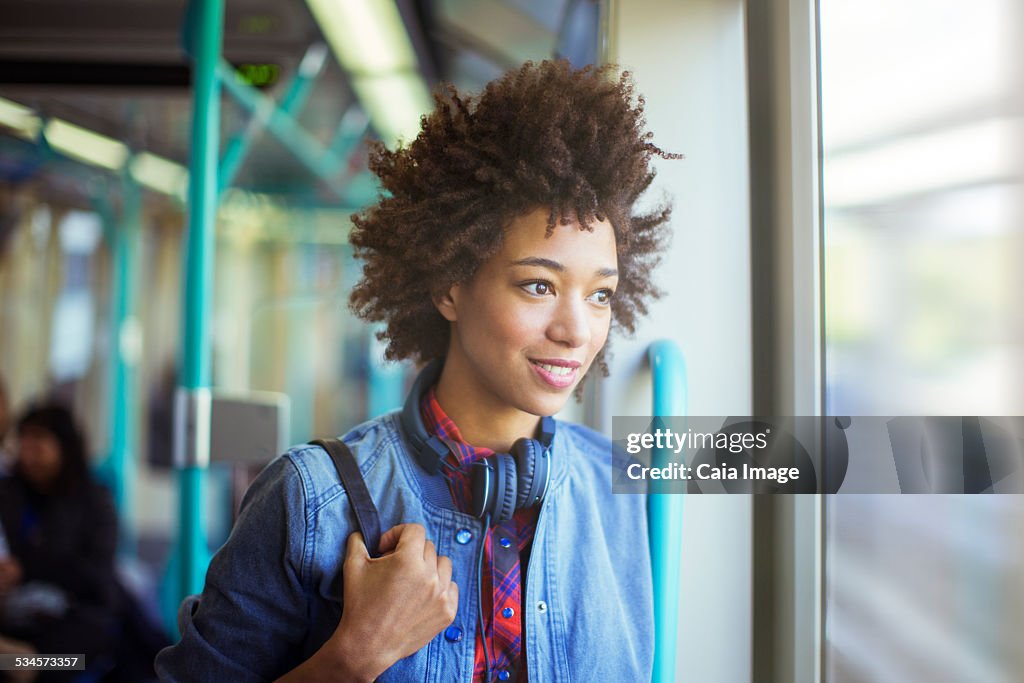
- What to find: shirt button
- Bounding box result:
[537,600,547,613]
[444,625,463,642]
[455,528,472,545]
[501,606,514,618]
[498,537,512,549]
[497,671,510,681]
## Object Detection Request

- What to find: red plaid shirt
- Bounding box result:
[420,386,537,682]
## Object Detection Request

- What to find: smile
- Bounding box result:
[535,363,573,376]
[529,359,581,388]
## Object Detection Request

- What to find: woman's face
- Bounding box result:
[17,426,63,490]
[437,207,618,419]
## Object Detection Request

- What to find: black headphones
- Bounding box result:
[399,359,554,524]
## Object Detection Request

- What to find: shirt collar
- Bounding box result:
[419,385,495,470]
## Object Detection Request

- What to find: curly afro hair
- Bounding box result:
[349,59,679,371]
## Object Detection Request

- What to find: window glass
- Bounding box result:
[821,1,1024,680]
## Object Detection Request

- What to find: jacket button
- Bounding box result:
[537,600,547,613]
[501,607,514,618]
[498,536,512,548]
[444,625,463,642]
[497,671,510,681]
[455,528,472,544]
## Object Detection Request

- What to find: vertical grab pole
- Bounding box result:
[108,170,141,556]
[648,340,686,682]
[174,0,224,605]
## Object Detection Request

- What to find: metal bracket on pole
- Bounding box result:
[173,386,212,468]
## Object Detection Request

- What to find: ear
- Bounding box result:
[433,284,460,322]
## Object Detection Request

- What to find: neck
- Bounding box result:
[434,355,540,452]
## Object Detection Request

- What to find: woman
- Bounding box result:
[0,403,120,681]
[157,59,677,682]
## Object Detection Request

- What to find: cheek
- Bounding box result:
[591,312,612,348]
[479,300,548,347]
[44,448,61,469]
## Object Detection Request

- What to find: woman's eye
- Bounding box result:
[522,282,552,296]
[589,289,614,305]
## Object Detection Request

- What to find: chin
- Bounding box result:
[520,391,574,418]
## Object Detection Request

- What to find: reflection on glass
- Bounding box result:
[821,0,1024,681]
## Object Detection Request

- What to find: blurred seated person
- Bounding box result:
[0,403,119,681]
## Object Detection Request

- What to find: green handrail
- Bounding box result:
[215,59,350,196]
[107,170,140,555]
[648,340,686,682]
[175,0,224,607]
[218,44,328,192]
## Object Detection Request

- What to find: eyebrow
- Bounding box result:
[510,257,618,278]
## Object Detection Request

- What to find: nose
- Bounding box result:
[547,295,591,349]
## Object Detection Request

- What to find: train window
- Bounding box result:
[820,0,1024,680]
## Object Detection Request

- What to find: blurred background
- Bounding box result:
[0,0,1020,681]
[820,1,1024,681]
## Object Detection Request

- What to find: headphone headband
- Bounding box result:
[399,359,448,475]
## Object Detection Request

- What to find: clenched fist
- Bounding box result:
[277,523,459,682]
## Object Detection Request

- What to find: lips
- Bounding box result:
[529,358,582,388]
[530,358,582,369]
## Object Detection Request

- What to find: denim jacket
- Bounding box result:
[155,411,653,682]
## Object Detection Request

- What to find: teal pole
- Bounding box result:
[648,340,686,683]
[106,170,141,556]
[327,107,370,163]
[174,0,224,606]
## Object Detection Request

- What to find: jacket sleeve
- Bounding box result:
[155,455,313,682]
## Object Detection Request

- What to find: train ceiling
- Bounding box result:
[0,0,599,206]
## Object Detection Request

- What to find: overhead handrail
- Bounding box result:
[648,339,686,683]
[218,43,329,192]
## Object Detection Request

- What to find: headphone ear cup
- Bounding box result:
[492,454,517,524]
[472,454,518,523]
[512,438,543,508]
[471,460,492,520]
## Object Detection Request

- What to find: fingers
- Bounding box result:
[378,523,426,554]
[377,525,401,553]
[444,581,459,623]
[345,531,369,565]
[394,523,426,555]
[422,539,437,568]
[436,554,453,587]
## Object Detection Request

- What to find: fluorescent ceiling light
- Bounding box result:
[352,73,432,147]
[304,0,431,149]
[44,118,129,171]
[130,152,189,198]
[824,118,1020,208]
[0,97,42,141]
[2,102,184,197]
[304,0,417,74]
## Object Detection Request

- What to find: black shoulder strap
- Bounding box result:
[310,438,382,559]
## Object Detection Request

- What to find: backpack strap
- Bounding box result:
[309,438,382,559]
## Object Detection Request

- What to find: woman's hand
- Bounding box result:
[277,523,460,682]
[332,524,460,680]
